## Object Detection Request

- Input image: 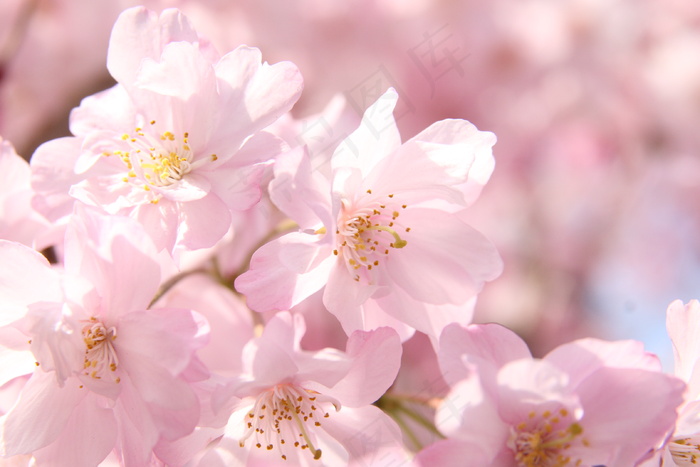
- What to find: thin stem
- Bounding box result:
[386,409,423,452]
[148,267,209,309]
[375,392,446,451]
[381,391,441,408]
[393,403,446,440]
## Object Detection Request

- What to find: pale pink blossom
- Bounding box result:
[236,88,502,342]
[200,312,408,466]
[416,322,685,466]
[640,299,700,465]
[31,6,302,253]
[0,207,208,466]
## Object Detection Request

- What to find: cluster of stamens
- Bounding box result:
[239,384,338,461]
[669,437,700,465]
[102,120,217,202]
[508,408,587,467]
[82,317,120,383]
[334,190,410,283]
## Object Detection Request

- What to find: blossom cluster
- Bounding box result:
[0,6,696,467]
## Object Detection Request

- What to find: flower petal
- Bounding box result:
[438,323,532,386]
[107,7,198,88]
[332,88,401,179]
[1,371,84,456]
[0,240,61,327]
[32,392,117,467]
[384,208,502,305]
[326,327,402,407]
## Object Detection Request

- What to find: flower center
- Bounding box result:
[103,120,217,200]
[508,408,586,467]
[82,317,120,383]
[239,384,339,461]
[334,191,409,283]
[670,436,700,466]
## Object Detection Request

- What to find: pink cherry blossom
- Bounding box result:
[642,299,700,465]
[30,6,303,253]
[201,312,409,466]
[416,322,686,466]
[0,207,208,466]
[236,88,502,342]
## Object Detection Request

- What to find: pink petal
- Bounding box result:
[406,119,496,206]
[348,297,416,342]
[154,426,226,467]
[235,235,335,312]
[331,88,401,179]
[117,308,204,380]
[320,405,408,465]
[1,371,84,456]
[135,41,215,101]
[204,161,267,212]
[69,85,136,137]
[569,367,685,466]
[322,260,379,333]
[247,315,302,385]
[131,200,179,253]
[64,207,161,317]
[373,287,475,345]
[113,377,160,466]
[326,327,402,407]
[0,328,35,387]
[438,323,532,386]
[0,139,30,194]
[496,359,578,424]
[107,7,198,88]
[32,392,117,467]
[214,47,303,146]
[544,338,662,391]
[667,299,700,393]
[384,208,503,305]
[30,136,84,223]
[157,275,254,375]
[0,240,61,327]
[364,142,476,207]
[415,439,493,467]
[241,59,304,134]
[158,174,210,203]
[269,146,332,230]
[177,194,232,250]
[435,373,509,459]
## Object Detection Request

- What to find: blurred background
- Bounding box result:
[2,0,699,367]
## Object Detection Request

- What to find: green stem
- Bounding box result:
[392,403,445,440]
[375,392,446,452]
[386,409,423,451]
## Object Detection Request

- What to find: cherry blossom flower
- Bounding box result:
[236,88,502,342]
[415,322,686,466]
[201,312,408,466]
[0,207,208,466]
[31,6,302,253]
[640,299,700,466]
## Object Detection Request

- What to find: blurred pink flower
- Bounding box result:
[0,207,208,466]
[416,322,685,466]
[236,88,502,342]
